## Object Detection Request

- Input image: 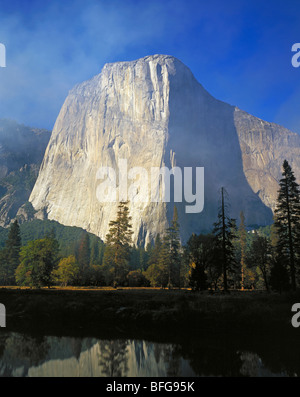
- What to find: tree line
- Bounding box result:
[0,159,299,292]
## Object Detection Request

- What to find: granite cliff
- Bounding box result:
[29,55,300,245]
[0,119,50,226]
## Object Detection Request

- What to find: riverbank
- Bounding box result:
[1,287,300,377]
[0,287,299,342]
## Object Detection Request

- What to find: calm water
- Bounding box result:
[0,331,297,377]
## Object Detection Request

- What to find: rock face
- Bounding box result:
[234,108,300,212]
[29,55,300,245]
[0,119,50,226]
[0,335,194,377]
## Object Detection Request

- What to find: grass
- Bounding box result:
[1,287,300,377]
[0,287,299,341]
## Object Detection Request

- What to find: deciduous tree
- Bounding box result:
[15,236,59,288]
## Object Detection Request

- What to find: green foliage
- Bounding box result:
[102,202,133,286]
[146,207,183,289]
[76,232,91,284]
[0,226,8,248]
[144,262,168,288]
[89,265,105,286]
[144,234,169,287]
[273,160,300,290]
[164,206,182,288]
[17,219,104,259]
[185,234,213,291]
[127,270,149,287]
[0,219,104,286]
[0,220,21,285]
[90,239,104,266]
[77,233,90,266]
[2,168,300,292]
[15,236,59,288]
[147,234,162,268]
[52,255,80,287]
[157,236,172,288]
[0,249,9,286]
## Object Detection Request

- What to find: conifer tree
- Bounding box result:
[273,160,300,290]
[90,239,100,266]
[156,235,171,288]
[212,187,237,292]
[78,232,90,266]
[75,232,91,284]
[144,234,167,288]
[239,211,247,291]
[102,201,133,286]
[147,234,162,268]
[165,206,182,288]
[2,220,22,284]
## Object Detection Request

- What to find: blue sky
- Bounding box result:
[0,0,300,132]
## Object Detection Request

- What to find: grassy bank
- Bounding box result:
[0,287,299,342]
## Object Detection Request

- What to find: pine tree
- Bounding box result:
[144,234,167,287]
[129,245,140,270]
[147,234,162,268]
[139,247,146,271]
[156,235,171,288]
[102,201,133,286]
[0,249,9,285]
[239,211,247,291]
[165,206,182,288]
[78,233,90,266]
[274,160,300,290]
[212,187,237,292]
[90,239,101,266]
[4,220,22,284]
[74,232,91,285]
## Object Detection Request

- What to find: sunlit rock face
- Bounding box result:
[29,55,300,245]
[0,334,288,377]
[0,334,195,377]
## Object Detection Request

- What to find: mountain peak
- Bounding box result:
[29,56,300,245]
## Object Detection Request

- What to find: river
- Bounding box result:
[0,331,296,377]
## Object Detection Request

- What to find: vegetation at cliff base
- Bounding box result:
[0,160,299,293]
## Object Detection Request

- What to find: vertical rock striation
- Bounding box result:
[29,55,300,245]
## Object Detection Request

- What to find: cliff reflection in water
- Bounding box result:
[0,333,194,377]
[0,332,295,377]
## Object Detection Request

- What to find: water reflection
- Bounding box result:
[98,340,129,377]
[0,332,297,377]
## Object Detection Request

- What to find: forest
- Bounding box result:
[0,160,299,293]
